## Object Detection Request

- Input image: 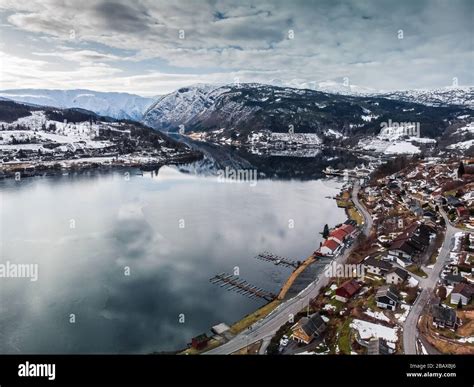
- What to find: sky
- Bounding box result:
[0,0,472,96]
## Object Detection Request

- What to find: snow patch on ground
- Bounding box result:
[395,304,411,323]
[364,309,391,322]
[448,139,474,150]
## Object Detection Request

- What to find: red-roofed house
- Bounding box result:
[456,206,469,219]
[328,229,348,245]
[339,223,356,237]
[335,279,362,302]
[320,239,340,255]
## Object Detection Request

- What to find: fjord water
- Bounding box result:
[0,165,345,353]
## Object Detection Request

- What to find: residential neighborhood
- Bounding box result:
[228,158,474,356]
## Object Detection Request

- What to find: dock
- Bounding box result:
[209,273,276,301]
[255,252,299,269]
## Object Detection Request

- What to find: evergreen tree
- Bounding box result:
[457,298,463,310]
[323,224,329,239]
[457,161,465,178]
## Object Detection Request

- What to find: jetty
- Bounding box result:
[255,252,299,269]
[209,273,276,301]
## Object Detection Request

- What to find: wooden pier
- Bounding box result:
[255,252,299,269]
[209,273,276,301]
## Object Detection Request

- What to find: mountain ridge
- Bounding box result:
[0,88,155,121]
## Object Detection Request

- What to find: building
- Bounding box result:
[191,334,209,350]
[387,223,434,267]
[328,229,348,245]
[446,195,461,208]
[376,286,400,311]
[320,239,340,256]
[456,206,469,219]
[387,239,417,267]
[431,305,458,330]
[450,283,474,306]
[386,267,409,285]
[339,223,357,237]
[442,273,465,286]
[367,337,391,355]
[364,256,392,276]
[290,313,327,344]
[335,279,362,303]
[364,256,393,276]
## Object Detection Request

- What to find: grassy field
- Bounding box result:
[337,318,353,354]
[179,338,222,355]
[347,205,364,225]
[228,299,281,335]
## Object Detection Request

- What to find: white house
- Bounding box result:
[386,267,409,285]
[450,283,474,306]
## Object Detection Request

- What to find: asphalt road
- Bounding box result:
[206,180,371,355]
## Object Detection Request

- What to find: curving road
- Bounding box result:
[351,180,372,237]
[206,180,371,355]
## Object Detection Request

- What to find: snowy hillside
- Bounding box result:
[0,100,201,175]
[0,89,155,121]
[142,84,227,131]
[142,83,472,153]
[380,87,474,108]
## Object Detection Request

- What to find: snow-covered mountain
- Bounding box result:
[271,79,377,96]
[0,89,155,121]
[379,86,474,108]
[142,84,227,131]
[271,80,474,107]
[142,83,472,155]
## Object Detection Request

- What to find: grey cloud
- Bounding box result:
[1,0,472,92]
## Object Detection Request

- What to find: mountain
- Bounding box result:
[0,89,155,121]
[0,100,201,174]
[271,79,377,96]
[142,83,472,140]
[142,84,226,131]
[379,87,474,109]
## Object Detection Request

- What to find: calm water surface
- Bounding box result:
[0,165,346,353]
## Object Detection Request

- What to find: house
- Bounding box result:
[376,286,400,311]
[410,205,423,216]
[367,337,391,355]
[290,313,327,344]
[431,305,458,330]
[328,228,348,245]
[339,223,357,238]
[442,273,465,286]
[344,219,358,227]
[320,239,340,255]
[387,223,433,267]
[450,283,474,306]
[335,279,362,302]
[386,267,409,285]
[191,334,209,350]
[456,206,469,219]
[364,256,393,276]
[387,239,417,267]
[446,195,461,207]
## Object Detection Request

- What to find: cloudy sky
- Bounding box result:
[0,0,472,96]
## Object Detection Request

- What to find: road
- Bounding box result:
[402,210,468,354]
[206,180,371,355]
[351,179,372,236]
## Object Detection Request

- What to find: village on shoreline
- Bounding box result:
[181,156,474,355]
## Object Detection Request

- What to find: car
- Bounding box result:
[280,337,289,347]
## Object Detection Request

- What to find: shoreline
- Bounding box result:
[179,178,359,355]
[0,151,203,180]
